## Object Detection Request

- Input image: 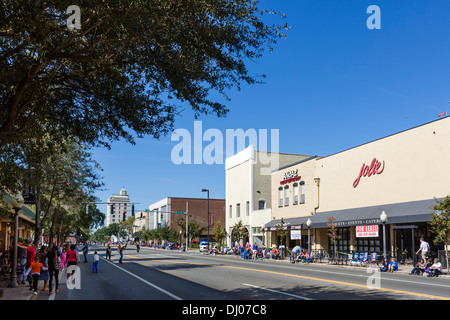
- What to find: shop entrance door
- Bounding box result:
[393,225,418,265]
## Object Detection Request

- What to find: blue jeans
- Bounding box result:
[92,261,98,272]
[119,251,123,263]
[83,251,88,262]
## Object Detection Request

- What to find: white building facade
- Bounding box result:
[106,188,131,226]
[225,146,313,247]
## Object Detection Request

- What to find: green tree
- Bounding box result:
[0,0,289,148]
[430,196,450,275]
[213,220,227,248]
[276,218,288,258]
[231,219,248,246]
[176,214,206,246]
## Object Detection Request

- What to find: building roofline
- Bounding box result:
[320,116,450,160]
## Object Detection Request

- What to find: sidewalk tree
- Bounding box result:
[213,221,227,248]
[231,220,248,246]
[0,1,289,149]
[276,218,288,258]
[176,215,206,245]
[327,216,341,258]
[430,196,450,274]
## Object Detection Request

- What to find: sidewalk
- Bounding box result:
[200,250,450,277]
[0,280,46,300]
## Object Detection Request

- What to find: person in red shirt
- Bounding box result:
[26,241,36,268]
[65,244,78,278]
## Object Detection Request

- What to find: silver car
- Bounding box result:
[199,241,209,252]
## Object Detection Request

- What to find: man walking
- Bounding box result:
[83,242,89,263]
[416,238,430,261]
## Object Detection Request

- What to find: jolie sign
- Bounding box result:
[353,158,385,188]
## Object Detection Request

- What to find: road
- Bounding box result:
[42,244,450,303]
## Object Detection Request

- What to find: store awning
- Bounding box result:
[1,190,36,224]
[263,216,309,231]
[264,198,441,231]
[308,198,440,229]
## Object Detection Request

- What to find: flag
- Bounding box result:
[438,112,447,118]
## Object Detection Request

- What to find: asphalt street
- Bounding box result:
[41,244,450,302]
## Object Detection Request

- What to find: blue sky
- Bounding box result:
[91,0,450,220]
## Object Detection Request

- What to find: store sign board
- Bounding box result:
[353,158,385,188]
[290,230,301,240]
[280,169,300,184]
[356,225,379,237]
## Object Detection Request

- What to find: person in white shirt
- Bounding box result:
[416,238,430,261]
[427,259,442,277]
[92,251,99,273]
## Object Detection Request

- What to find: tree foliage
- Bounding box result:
[430,196,450,274]
[0,0,289,148]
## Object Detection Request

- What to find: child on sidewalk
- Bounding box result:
[24,256,48,295]
[92,251,99,273]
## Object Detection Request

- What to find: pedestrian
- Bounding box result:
[92,251,99,273]
[136,241,140,253]
[65,244,78,278]
[416,238,430,261]
[24,255,47,295]
[118,243,125,263]
[60,246,67,270]
[38,245,49,291]
[106,244,112,260]
[17,239,28,284]
[26,240,36,270]
[83,242,89,263]
[46,244,62,294]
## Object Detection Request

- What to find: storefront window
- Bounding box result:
[328,227,350,252]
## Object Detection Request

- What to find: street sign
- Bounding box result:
[174,211,184,214]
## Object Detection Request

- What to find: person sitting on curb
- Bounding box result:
[379,258,389,272]
[427,259,443,277]
[410,259,426,275]
[388,258,398,272]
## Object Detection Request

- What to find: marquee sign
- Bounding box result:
[353,158,385,188]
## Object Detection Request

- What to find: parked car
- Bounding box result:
[199,241,209,252]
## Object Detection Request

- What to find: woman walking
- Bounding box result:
[46,245,62,294]
[118,243,126,264]
[65,244,78,278]
[60,246,67,271]
[38,246,49,291]
[106,244,112,260]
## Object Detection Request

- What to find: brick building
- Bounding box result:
[140,197,225,242]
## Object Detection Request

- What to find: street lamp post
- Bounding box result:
[9,193,24,288]
[306,218,312,255]
[380,211,388,260]
[201,189,210,252]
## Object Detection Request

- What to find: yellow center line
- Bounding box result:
[124,255,450,300]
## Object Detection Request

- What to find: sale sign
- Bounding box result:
[356,225,379,237]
